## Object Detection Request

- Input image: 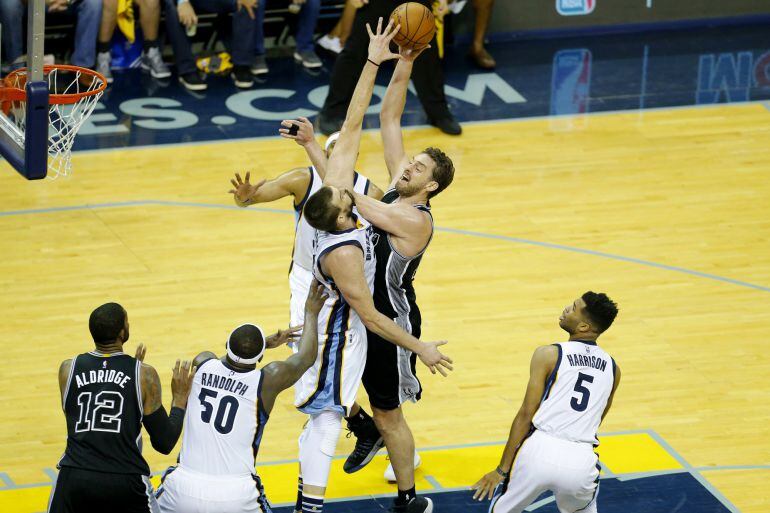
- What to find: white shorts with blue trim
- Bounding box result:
[490,430,600,513]
[294,327,366,416]
[156,466,271,513]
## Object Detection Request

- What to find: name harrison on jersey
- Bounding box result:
[201,373,250,396]
[566,353,608,372]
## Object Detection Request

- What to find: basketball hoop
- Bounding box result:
[1,65,107,179]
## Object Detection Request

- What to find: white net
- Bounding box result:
[4,66,105,179]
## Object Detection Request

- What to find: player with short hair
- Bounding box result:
[331,33,456,500]
[293,19,453,513]
[471,292,622,513]
[48,303,196,513]
[155,282,327,513]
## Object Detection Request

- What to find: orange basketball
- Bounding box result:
[389,2,436,51]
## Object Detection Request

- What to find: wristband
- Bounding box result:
[496,465,510,478]
[367,58,380,67]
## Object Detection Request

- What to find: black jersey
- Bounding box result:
[371,189,433,335]
[58,351,150,476]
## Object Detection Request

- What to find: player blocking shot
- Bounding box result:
[472,293,622,513]
[49,303,196,513]
[291,18,453,513]
[155,282,327,513]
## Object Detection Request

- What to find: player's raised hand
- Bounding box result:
[399,44,431,63]
[417,340,453,376]
[171,359,197,406]
[279,117,315,146]
[229,172,266,206]
[471,469,505,501]
[366,18,401,65]
[134,343,147,362]
[305,280,328,316]
[265,326,303,349]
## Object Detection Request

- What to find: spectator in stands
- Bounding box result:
[96,0,171,83]
[469,0,495,69]
[317,0,366,55]
[163,0,259,90]
[0,0,101,72]
[317,0,461,135]
[251,0,321,74]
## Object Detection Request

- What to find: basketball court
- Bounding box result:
[1,6,769,513]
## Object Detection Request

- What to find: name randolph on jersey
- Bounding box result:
[200,372,250,397]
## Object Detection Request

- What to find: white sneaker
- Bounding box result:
[96,51,114,83]
[317,35,343,54]
[384,451,421,482]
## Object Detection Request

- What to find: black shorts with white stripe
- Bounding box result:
[362,326,423,411]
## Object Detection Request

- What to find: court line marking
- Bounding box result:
[62,101,770,156]
[1,200,768,294]
[648,429,739,513]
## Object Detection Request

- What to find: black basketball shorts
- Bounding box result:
[362,326,423,411]
[48,467,158,513]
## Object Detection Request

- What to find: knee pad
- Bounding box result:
[314,410,343,457]
[298,411,343,488]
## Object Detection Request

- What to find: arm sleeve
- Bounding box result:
[142,406,186,455]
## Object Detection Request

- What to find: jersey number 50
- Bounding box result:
[198,388,239,434]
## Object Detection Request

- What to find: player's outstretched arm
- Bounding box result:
[471,345,558,501]
[324,18,401,190]
[380,46,429,186]
[278,117,328,175]
[351,191,430,239]
[139,358,196,455]
[229,169,310,207]
[323,246,453,376]
[260,281,327,413]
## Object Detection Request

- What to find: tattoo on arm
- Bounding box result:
[140,363,163,415]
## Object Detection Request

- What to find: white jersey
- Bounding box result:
[294,210,375,415]
[179,359,268,476]
[533,341,616,445]
[291,167,371,271]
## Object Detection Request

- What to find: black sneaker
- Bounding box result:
[316,113,343,136]
[231,66,254,89]
[342,415,384,473]
[389,497,434,513]
[180,72,207,91]
[428,114,462,135]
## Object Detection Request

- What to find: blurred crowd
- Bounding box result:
[0,0,497,134]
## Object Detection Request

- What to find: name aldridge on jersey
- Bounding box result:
[565,354,608,372]
[200,372,250,397]
[74,369,132,389]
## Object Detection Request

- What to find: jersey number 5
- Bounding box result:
[198,388,239,434]
[570,372,594,412]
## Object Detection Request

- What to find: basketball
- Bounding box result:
[389,2,436,51]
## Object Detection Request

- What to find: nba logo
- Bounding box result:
[556,0,595,16]
[550,49,593,116]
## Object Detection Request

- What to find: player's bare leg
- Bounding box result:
[372,406,418,502]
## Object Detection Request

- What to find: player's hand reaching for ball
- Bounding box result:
[366,18,401,65]
[417,340,453,376]
[265,326,303,349]
[229,172,266,206]
[134,343,147,362]
[399,44,431,63]
[471,469,505,501]
[171,360,197,408]
[279,117,315,147]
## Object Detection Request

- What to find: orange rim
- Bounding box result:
[2,64,108,105]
